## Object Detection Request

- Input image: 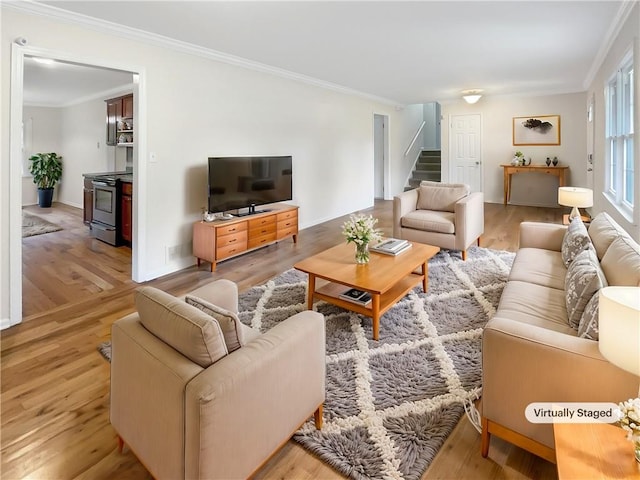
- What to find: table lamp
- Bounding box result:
[599,286,640,394]
[558,187,593,220]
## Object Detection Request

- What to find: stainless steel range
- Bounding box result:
[91,176,121,245]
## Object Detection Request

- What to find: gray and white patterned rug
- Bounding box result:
[98,246,514,479]
[22,211,62,237]
[237,246,515,480]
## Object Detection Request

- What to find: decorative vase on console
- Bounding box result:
[546,157,551,166]
[552,156,559,166]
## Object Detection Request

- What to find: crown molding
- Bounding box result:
[583,0,637,90]
[4,0,402,107]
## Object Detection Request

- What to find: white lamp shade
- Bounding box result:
[598,287,640,376]
[558,187,593,208]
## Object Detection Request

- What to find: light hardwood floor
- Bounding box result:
[4,201,562,479]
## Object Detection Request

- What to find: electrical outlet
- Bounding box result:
[166,243,192,263]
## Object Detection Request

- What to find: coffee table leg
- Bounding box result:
[372,294,380,340]
[422,262,428,291]
[307,274,316,310]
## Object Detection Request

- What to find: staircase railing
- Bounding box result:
[404,121,425,157]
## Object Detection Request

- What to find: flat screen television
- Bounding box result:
[208,155,293,215]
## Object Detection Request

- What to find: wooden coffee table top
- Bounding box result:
[294,241,440,293]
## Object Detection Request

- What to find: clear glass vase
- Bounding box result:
[355,242,370,264]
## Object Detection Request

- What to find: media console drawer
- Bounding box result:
[193,205,298,272]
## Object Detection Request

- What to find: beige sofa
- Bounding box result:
[393,181,484,260]
[481,212,640,462]
[110,280,325,480]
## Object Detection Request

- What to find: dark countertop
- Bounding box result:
[83,171,132,183]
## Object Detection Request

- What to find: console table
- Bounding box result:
[501,165,569,205]
[193,205,298,272]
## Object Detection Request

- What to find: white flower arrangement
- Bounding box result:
[342,214,383,246]
[616,398,640,443]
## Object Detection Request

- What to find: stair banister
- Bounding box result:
[404,121,426,157]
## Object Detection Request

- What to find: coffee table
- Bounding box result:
[294,241,440,340]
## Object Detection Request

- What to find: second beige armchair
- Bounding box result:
[393,181,484,260]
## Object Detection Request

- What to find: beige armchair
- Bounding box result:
[393,181,484,260]
[110,280,325,480]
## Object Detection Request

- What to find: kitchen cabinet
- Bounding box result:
[120,181,133,244]
[83,177,94,225]
[105,94,133,147]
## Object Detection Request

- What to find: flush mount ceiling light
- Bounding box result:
[462,89,483,104]
[32,57,56,65]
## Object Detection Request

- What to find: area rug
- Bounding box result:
[22,211,62,237]
[98,246,514,479]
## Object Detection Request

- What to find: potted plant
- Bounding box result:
[28,152,63,208]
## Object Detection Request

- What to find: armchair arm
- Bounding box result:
[393,189,418,238]
[454,191,484,250]
[482,316,638,448]
[518,222,567,251]
[184,311,326,480]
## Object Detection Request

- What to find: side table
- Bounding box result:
[553,422,640,479]
[562,214,591,226]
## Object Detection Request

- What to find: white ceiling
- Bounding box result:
[30,1,626,105]
[24,57,133,107]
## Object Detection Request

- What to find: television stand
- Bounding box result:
[193,204,298,272]
[234,205,272,217]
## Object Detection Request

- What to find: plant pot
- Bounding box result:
[37,188,54,208]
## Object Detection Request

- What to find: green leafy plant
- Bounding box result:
[28,152,63,189]
[514,151,524,158]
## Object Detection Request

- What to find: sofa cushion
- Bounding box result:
[508,248,566,291]
[495,280,574,335]
[565,248,607,330]
[417,182,470,212]
[600,235,640,286]
[185,295,245,353]
[401,210,455,234]
[577,292,599,340]
[561,216,591,267]
[588,212,631,260]
[136,286,228,368]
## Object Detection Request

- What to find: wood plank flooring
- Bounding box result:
[4,201,563,479]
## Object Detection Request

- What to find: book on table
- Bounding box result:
[339,288,372,306]
[371,238,411,256]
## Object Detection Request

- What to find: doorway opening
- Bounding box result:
[373,113,390,200]
[7,44,146,329]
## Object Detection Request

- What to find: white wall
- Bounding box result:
[441,92,588,207]
[1,8,419,322]
[22,106,62,205]
[585,2,639,238]
[59,98,117,207]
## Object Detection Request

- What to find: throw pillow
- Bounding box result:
[185,295,245,353]
[578,292,599,340]
[417,182,470,212]
[561,216,591,267]
[565,248,607,330]
[135,286,228,368]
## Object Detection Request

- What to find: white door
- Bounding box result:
[450,114,482,192]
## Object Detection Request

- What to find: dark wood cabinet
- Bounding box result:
[105,99,120,146]
[105,94,133,146]
[120,182,132,244]
[122,95,134,119]
[83,177,94,225]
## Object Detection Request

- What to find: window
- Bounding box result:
[605,50,634,217]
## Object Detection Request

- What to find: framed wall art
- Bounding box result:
[512,115,561,146]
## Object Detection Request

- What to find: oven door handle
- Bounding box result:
[92,181,112,187]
